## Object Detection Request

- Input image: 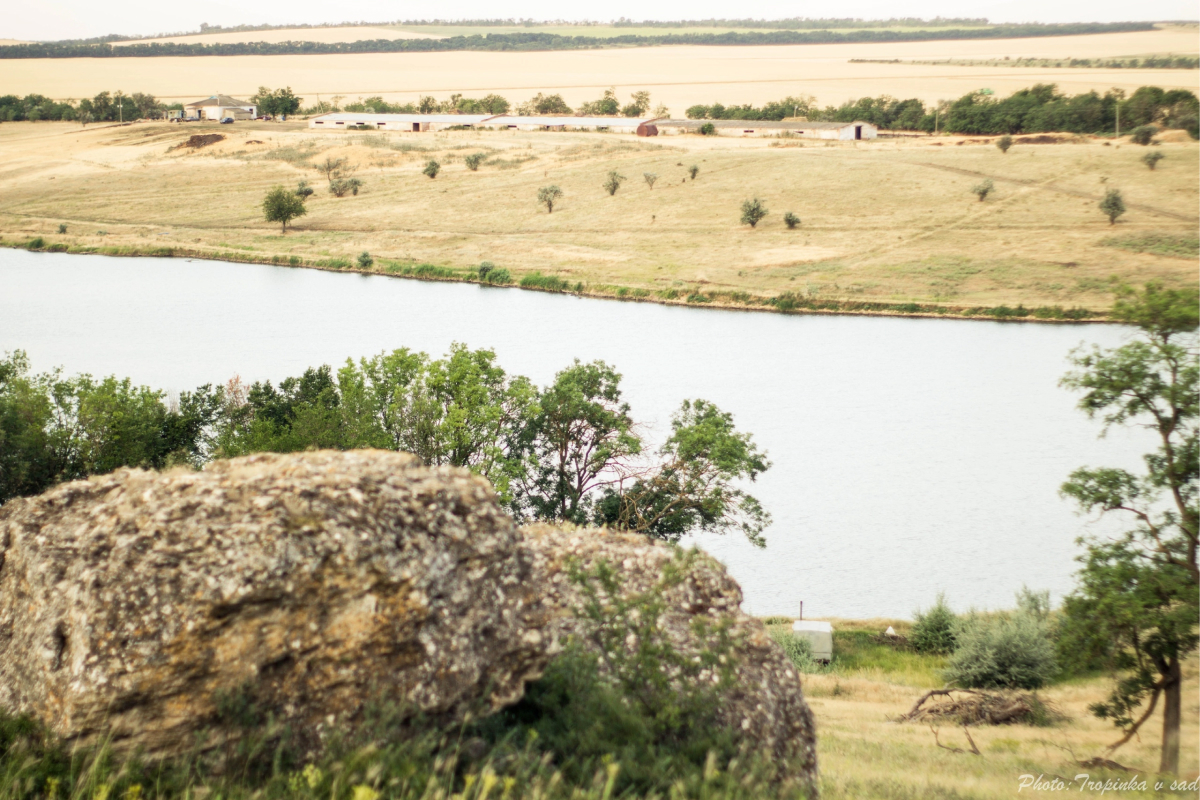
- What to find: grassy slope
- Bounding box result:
[0,121,1195,316]
[765,619,1200,798]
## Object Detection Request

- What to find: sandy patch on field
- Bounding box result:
[116,26,439,46]
[2,30,1196,114]
[749,246,842,266]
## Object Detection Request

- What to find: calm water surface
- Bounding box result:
[0,250,1149,618]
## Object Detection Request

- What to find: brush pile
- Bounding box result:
[898,688,1059,726]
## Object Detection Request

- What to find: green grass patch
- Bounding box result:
[1100,232,1199,258]
[520,272,572,291]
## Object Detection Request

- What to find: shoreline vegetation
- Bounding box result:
[0,22,1157,59]
[2,241,1107,323]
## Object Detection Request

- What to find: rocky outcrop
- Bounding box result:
[0,451,550,757]
[521,524,818,790]
[0,450,816,790]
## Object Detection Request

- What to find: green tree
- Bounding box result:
[423,160,441,179]
[642,172,657,190]
[740,198,768,228]
[603,170,626,196]
[1057,282,1198,775]
[910,593,958,654]
[687,164,700,179]
[1099,187,1126,224]
[295,180,314,199]
[972,179,994,201]
[996,134,1013,153]
[783,211,800,229]
[521,360,641,524]
[356,252,373,269]
[261,185,307,232]
[945,589,1058,690]
[593,400,772,546]
[622,90,651,117]
[699,122,716,136]
[316,156,349,182]
[464,152,485,171]
[329,177,362,197]
[1129,125,1156,145]
[538,185,563,213]
[1141,150,1165,170]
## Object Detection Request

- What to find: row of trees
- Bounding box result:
[0,346,772,545]
[0,23,1155,59]
[683,84,1200,138]
[0,90,170,122]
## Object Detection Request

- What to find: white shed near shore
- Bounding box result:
[656,119,877,140]
[792,620,834,662]
[308,113,499,131]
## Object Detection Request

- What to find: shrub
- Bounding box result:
[783,211,800,229]
[295,180,314,199]
[643,172,657,190]
[520,272,570,291]
[487,267,512,284]
[1099,188,1126,224]
[464,152,485,171]
[996,134,1013,153]
[688,164,700,179]
[740,198,768,228]
[422,159,440,179]
[911,593,957,655]
[1129,125,1156,146]
[261,186,307,233]
[972,179,994,201]
[943,591,1058,690]
[769,628,817,672]
[602,170,626,196]
[328,177,362,197]
[537,185,563,213]
[1141,150,1164,170]
[56,224,67,234]
[356,251,373,269]
[27,237,45,249]
[478,261,494,281]
[699,122,716,136]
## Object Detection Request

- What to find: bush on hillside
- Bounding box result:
[911,593,957,654]
[740,198,768,228]
[464,152,485,171]
[943,589,1058,690]
[423,159,441,179]
[356,252,373,269]
[1129,125,1156,145]
[328,177,362,197]
[783,211,800,229]
[1141,150,1164,170]
[688,164,700,179]
[996,134,1013,153]
[603,170,626,196]
[1099,188,1126,224]
[972,179,994,201]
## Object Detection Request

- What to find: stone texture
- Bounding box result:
[520,524,818,791]
[0,450,549,757]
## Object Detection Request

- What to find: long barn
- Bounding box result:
[655,119,877,140]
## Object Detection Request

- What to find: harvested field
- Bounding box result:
[116,26,439,46]
[0,120,1194,315]
[1,30,1196,112]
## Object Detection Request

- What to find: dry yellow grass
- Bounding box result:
[1,29,1196,110]
[0,120,1195,313]
[115,26,438,46]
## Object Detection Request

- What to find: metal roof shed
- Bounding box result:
[308,113,499,131]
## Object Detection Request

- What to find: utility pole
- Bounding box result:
[1115,101,1120,138]
[119,96,123,123]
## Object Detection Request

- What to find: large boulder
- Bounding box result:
[520,524,818,792]
[0,451,550,757]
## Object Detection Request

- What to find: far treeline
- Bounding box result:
[0,346,773,546]
[4,82,1195,139]
[0,22,1154,58]
[687,84,1200,137]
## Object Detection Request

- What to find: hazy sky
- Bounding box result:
[5,0,1196,41]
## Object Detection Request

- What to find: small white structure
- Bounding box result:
[185,94,256,121]
[656,119,876,140]
[791,620,834,662]
[308,113,498,132]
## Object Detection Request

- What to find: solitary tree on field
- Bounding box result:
[643,172,658,190]
[972,179,994,201]
[1100,188,1126,224]
[423,160,441,179]
[317,156,349,182]
[783,211,800,229]
[295,180,314,199]
[688,164,700,180]
[357,251,374,269]
[740,198,768,228]
[1057,283,1198,777]
[603,170,626,196]
[464,152,486,171]
[538,185,563,213]
[1142,150,1165,170]
[996,135,1013,153]
[262,186,307,233]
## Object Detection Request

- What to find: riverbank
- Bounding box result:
[0,121,1195,319]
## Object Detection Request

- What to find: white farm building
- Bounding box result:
[308,113,662,135]
[656,119,877,140]
[185,94,257,121]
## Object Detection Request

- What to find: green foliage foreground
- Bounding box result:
[0,346,771,545]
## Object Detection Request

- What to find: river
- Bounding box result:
[0,249,1150,619]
